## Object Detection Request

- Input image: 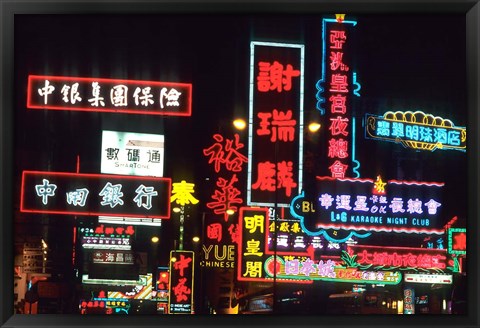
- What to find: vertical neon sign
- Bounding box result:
[247,42,304,207]
[316,17,358,178]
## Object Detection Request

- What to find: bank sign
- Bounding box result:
[291,175,444,235]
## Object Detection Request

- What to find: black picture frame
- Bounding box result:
[1,1,478,328]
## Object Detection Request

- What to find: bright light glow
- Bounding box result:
[192,236,200,242]
[226,208,235,215]
[151,236,159,243]
[172,207,181,213]
[308,122,321,132]
[233,118,247,130]
[170,256,177,262]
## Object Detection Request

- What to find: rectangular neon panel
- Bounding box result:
[168,250,194,314]
[447,228,466,255]
[247,42,304,208]
[27,75,192,116]
[20,171,171,218]
[347,245,448,271]
[404,273,453,284]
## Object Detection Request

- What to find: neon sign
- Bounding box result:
[365,111,466,152]
[346,245,448,272]
[92,250,135,265]
[168,250,194,314]
[291,175,445,236]
[237,207,312,284]
[315,17,360,178]
[247,41,304,207]
[203,133,246,220]
[447,228,466,255]
[20,171,171,219]
[27,75,192,116]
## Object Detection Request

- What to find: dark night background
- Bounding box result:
[11,12,468,315]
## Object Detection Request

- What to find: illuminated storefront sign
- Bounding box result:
[27,75,192,116]
[101,130,165,177]
[237,207,311,284]
[92,250,135,265]
[203,133,247,220]
[201,215,236,269]
[247,41,304,207]
[346,245,448,272]
[153,267,169,302]
[291,175,445,236]
[273,256,401,284]
[315,17,360,178]
[404,273,453,284]
[169,250,194,314]
[107,273,153,300]
[20,171,171,218]
[80,224,134,250]
[447,228,466,255]
[81,274,148,286]
[403,288,415,314]
[365,111,466,152]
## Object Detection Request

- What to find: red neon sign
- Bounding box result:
[27,75,192,116]
[347,245,448,270]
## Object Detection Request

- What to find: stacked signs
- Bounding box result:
[247,41,304,208]
[99,130,168,226]
[169,251,194,314]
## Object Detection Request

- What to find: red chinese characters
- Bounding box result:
[168,251,194,314]
[326,28,351,178]
[249,42,303,207]
[203,134,247,221]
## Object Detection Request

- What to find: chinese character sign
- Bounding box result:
[27,75,192,116]
[404,288,415,314]
[365,111,467,152]
[20,171,171,218]
[315,18,358,178]
[247,42,304,207]
[101,130,165,177]
[447,228,466,255]
[347,245,448,271]
[203,133,246,221]
[237,207,268,282]
[168,251,194,314]
[201,214,237,269]
[291,175,444,235]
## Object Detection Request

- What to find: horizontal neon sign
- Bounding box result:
[20,171,171,218]
[346,245,448,272]
[365,111,466,152]
[269,256,401,284]
[27,75,192,116]
[291,176,445,235]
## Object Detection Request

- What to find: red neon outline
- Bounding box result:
[20,170,172,219]
[315,223,445,235]
[347,244,448,253]
[316,175,444,186]
[27,75,192,117]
